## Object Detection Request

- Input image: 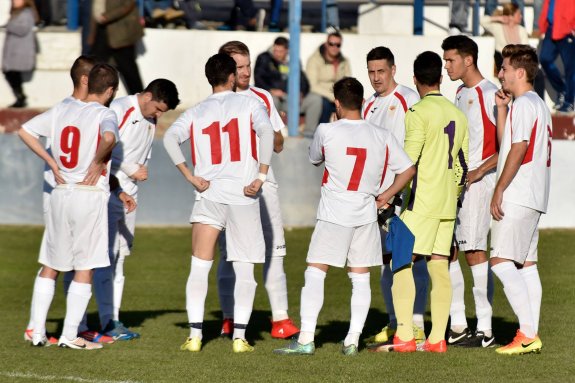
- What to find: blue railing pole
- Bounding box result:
[413,0,423,35]
[472,0,480,36]
[288,0,302,137]
[321,0,327,32]
[67,0,79,30]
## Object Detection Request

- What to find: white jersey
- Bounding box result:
[362,84,419,190]
[164,91,272,205]
[497,91,552,213]
[110,95,155,195]
[309,119,413,227]
[239,86,284,184]
[22,99,119,191]
[454,79,498,170]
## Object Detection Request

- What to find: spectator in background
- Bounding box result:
[255,36,322,138]
[89,0,144,94]
[538,0,575,114]
[2,0,39,108]
[450,0,525,35]
[218,0,264,31]
[306,29,351,128]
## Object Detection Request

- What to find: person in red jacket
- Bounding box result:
[538,0,575,114]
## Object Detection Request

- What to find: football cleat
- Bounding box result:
[341,342,358,356]
[79,331,115,344]
[220,318,233,338]
[495,330,542,355]
[58,336,103,350]
[413,325,426,344]
[232,338,254,353]
[103,320,140,341]
[180,337,202,352]
[458,330,495,348]
[271,318,300,339]
[273,339,315,355]
[417,339,447,353]
[447,327,471,345]
[368,336,416,353]
[364,324,396,345]
[31,335,52,347]
[25,329,57,345]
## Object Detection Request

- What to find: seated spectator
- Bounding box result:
[306,29,351,130]
[255,36,322,138]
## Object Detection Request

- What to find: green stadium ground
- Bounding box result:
[1,226,574,382]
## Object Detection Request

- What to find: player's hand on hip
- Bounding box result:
[131,165,148,181]
[119,192,137,213]
[191,176,210,192]
[81,162,106,185]
[466,168,482,189]
[244,179,263,197]
[490,188,505,221]
[52,168,66,185]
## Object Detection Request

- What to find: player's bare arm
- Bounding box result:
[273,131,284,153]
[119,192,137,213]
[82,131,116,185]
[467,153,498,187]
[376,165,416,209]
[244,164,270,197]
[18,128,65,184]
[130,164,148,181]
[490,141,528,221]
[495,89,511,145]
[175,162,210,192]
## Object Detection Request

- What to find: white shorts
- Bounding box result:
[307,220,383,268]
[455,171,495,252]
[108,192,137,259]
[191,198,265,263]
[260,182,287,257]
[490,201,540,264]
[41,186,111,271]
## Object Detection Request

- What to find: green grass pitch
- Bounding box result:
[1,226,574,382]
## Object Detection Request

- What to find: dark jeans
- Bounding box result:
[319,97,335,124]
[4,71,24,97]
[540,25,575,105]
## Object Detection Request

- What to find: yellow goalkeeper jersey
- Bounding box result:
[403,91,469,219]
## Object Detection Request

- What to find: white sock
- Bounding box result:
[93,265,114,330]
[471,262,492,334]
[232,262,257,340]
[31,276,56,339]
[264,256,289,321]
[380,264,396,327]
[449,259,467,330]
[27,268,43,330]
[519,265,542,334]
[216,234,235,320]
[63,281,92,340]
[348,272,370,345]
[344,332,360,347]
[492,262,536,338]
[412,258,429,329]
[298,266,326,344]
[186,256,213,339]
[113,255,126,322]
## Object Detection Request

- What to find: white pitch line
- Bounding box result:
[1,371,143,383]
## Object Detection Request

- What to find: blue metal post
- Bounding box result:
[67,0,79,30]
[288,0,302,137]
[472,0,480,36]
[413,0,423,35]
[321,0,327,33]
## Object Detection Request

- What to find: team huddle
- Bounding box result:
[18,35,551,357]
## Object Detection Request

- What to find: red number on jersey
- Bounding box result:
[346,147,367,191]
[202,118,241,164]
[546,125,552,167]
[60,126,81,169]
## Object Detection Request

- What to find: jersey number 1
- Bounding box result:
[202,118,240,164]
[444,121,455,169]
[60,126,81,169]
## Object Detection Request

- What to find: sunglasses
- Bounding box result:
[327,42,341,48]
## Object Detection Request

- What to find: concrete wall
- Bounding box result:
[1,133,574,228]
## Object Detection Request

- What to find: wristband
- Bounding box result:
[258,173,267,182]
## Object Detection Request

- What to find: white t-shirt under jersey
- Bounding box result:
[497,91,552,213]
[164,91,273,205]
[23,99,119,191]
[110,95,155,196]
[309,118,413,227]
[454,79,498,170]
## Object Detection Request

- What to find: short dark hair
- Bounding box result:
[144,79,180,110]
[273,36,289,48]
[414,51,442,86]
[88,63,119,94]
[366,46,395,66]
[219,40,250,57]
[70,55,97,88]
[441,35,478,66]
[501,44,539,84]
[205,53,237,87]
[333,77,363,111]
